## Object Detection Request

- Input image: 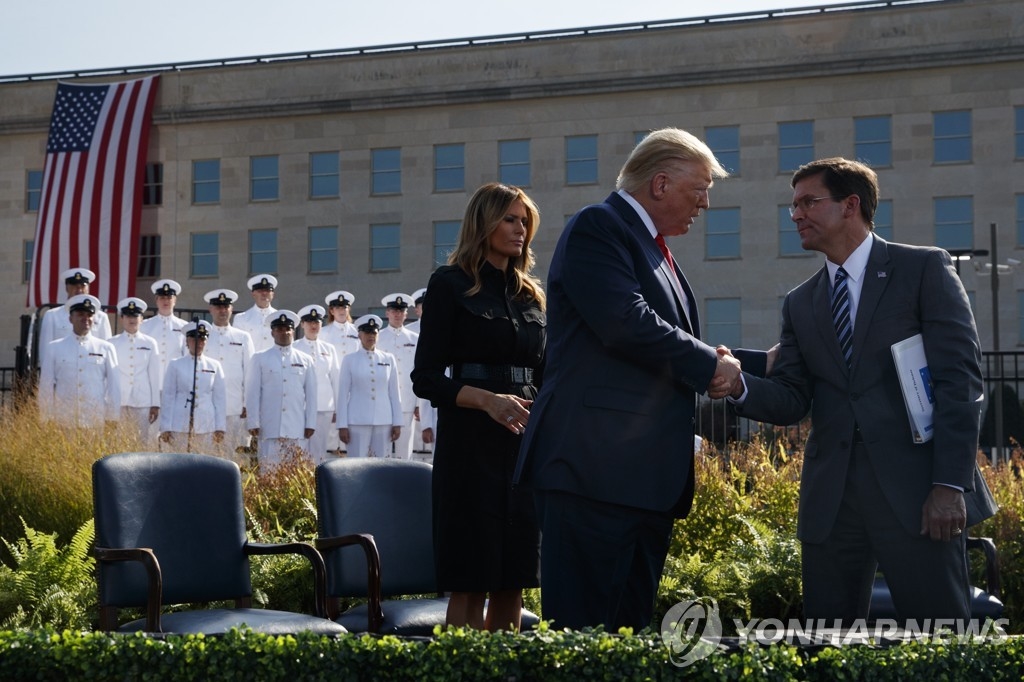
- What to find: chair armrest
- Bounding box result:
[246,541,331,619]
[967,536,1001,599]
[94,546,163,633]
[315,533,383,632]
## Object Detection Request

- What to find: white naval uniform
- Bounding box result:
[38,334,120,428]
[36,305,113,368]
[139,313,186,376]
[233,305,277,353]
[376,324,418,459]
[405,319,421,334]
[245,344,317,467]
[336,348,403,459]
[205,324,255,457]
[159,353,227,456]
[109,330,161,446]
[294,337,340,464]
[319,320,359,452]
[413,397,437,463]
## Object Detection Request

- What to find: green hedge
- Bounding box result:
[0,626,1022,682]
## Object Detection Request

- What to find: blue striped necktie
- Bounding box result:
[832,267,853,366]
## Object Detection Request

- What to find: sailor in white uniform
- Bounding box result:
[140,279,187,375]
[232,274,278,353]
[109,297,161,447]
[336,315,403,459]
[159,320,227,457]
[37,294,120,429]
[204,288,255,463]
[36,267,112,369]
[404,287,427,334]
[294,304,340,464]
[245,310,317,468]
[376,293,419,459]
[319,289,359,454]
[405,287,435,458]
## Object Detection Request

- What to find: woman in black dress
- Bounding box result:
[412,183,546,631]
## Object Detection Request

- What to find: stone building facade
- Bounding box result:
[0,0,1022,364]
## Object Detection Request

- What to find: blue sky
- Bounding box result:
[3,0,854,77]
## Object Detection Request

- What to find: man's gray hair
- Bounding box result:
[616,128,728,193]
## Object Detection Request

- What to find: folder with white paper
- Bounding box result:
[891,334,934,443]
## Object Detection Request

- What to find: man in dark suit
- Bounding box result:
[513,128,745,631]
[730,157,997,625]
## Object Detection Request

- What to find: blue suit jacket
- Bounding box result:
[735,235,997,541]
[514,192,720,517]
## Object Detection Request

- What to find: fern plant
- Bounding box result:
[0,518,96,630]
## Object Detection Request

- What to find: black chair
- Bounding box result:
[315,458,540,635]
[868,536,1004,621]
[93,451,346,635]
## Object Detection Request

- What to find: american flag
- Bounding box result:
[27,75,159,308]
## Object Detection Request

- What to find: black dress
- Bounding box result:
[411,262,545,592]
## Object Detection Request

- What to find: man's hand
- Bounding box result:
[304,428,315,439]
[338,428,350,444]
[148,407,159,424]
[390,426,401,442]
[920,485,967,541]
[422,427,434,444]
[707,346,741,399]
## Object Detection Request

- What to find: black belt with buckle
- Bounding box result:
[453,362,534,386]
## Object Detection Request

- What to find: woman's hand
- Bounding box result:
[484,393,533,435]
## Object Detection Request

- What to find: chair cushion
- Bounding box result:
[118,608,347,636]
[336,598,541,636]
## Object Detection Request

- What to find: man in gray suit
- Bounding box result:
[730,157,996,625]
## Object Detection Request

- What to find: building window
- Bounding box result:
[371,148,401,195]
[433,220,460,268]
[706,126,740,175]
[192,160,220,205]
[705,298,741,348]
[778,205,804,256]
[705,207,741,259]
[309,226,338,274]
[874,199,894,241]
[566,135,598,185]
[142,163,163,206]
[434,144,465,192]
[499,140,531,187]
[1016,194,1024,247]
[933,111,972,164]
[248,229,278,274]
[251,155,279,201]
[778,121,814,172]
[190,232,219,277]
[371,224,401,271]
[1016,107,1024,160]
[23,240,33,284]
[854,116,892,168]
[137,235,161,278]
[26,170,43,212]
[310,152,339,198]
[933,197,973,250]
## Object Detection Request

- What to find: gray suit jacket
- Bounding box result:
[735,235,997,543]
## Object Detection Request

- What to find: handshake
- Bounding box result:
[706,344,779,400]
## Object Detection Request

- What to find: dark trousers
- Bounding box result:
[801,442,970,625]
[535,490,674,631]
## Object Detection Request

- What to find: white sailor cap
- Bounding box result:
[248,274,278,291]
[67,294,101,315]
[62,268,96,286]
[182,320,212,338]
[298,304,327,322]
[325,290,354,307]
[151,279,182,297]
[382,293,412,310]
[117,297,147,316]
[267,310,300,328]
[412,288,428,306]
[354,314,383,332]
[204,289,239,306]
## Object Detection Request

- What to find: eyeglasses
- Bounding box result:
[789,195,843,217]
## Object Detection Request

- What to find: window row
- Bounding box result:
[22,106,1024,212]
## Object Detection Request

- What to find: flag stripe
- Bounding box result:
[27,75,159,309]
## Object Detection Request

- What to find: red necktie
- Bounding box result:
[655,234,681,288]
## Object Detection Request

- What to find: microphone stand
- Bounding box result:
[187,316,200,453]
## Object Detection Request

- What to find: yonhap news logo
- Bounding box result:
[660,597,722,667]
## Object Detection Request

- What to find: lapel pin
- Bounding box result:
[877,271,887,278]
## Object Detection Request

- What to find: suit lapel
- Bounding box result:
[850,235,892,368]
[812,268,848,373]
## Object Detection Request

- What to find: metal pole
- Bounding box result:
[991,223,1003,466]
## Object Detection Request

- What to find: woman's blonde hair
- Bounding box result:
[449,182,546,310]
